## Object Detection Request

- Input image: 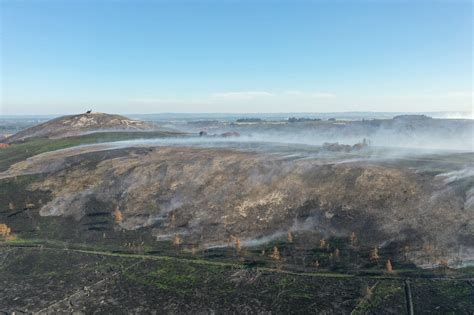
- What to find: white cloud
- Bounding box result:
[210,91,274,100]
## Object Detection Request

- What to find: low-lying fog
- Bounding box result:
[82,135,469,157]
[140,114,473,151]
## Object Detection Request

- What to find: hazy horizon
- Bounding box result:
[1,110,473,118]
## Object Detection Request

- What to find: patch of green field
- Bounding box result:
[117,254,366,313]
[123,259,209,295]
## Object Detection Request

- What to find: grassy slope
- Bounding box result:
[0,132,472,313]
[0,131,184,172]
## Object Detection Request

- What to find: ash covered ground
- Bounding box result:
[0,112,473,313]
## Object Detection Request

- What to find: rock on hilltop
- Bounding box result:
[5,112,157,143]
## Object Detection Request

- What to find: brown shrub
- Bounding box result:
[173,234,182,246]
[333,248,340,260]
[385,259,393,274]
[350,232,357,246]
[114,206,123,223]
[287,231,293,243]
[270,246,281,260]
[0,224,11,237]
[319,239,327,249]
[169,212,176,227]
[363,285,373,299]
[235,238,242,252]
[370,247,380,262]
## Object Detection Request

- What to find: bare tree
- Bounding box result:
[235,238,242,252]
[173,234,182,247]
[270,246,281,261]
[319,239,327,249]
[287,231,293,243]
[370,247,380,262]
[0,224,11,237]
[333,248,340,261]
[385,259,393,274]
[169,212,176,227]
[423,243,436,264]
[362,284,373,299]
[403,245,410,261]
[113,206,123,223]
[350,232,357,247]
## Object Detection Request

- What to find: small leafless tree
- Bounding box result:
[385,259,393,274]
[270,246,281,261]
[287,231,293,243]
[0,224,11,237]
[319,239,327,249]
[333,248,340,261]
[350,232,357,247]
[169,212,176,227]
[362,284,373,299]
[403,245,410,261]
[173,234,182,247]
[370,247,380,262]
[114,206,123,223]
[235,238,242,252]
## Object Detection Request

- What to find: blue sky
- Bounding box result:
[1,0,472,115]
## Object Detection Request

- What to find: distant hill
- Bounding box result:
[4,112,158,143]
